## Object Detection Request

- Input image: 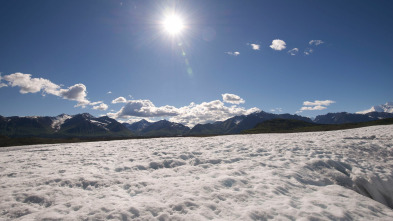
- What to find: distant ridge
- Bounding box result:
[242,118,393,134]
[314,112,393,124]
[140,120,190,137]
[242,119,318,134]
[0,113,133,138]
[1,110,393,140]
[188,111,313,135]
[186,111,393,135]
[122,119,152,135]
[123,119,189,137]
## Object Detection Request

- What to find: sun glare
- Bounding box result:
[163,14,184,35]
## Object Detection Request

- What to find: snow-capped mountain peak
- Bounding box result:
[357,101,393,114]
[51,114,72,131]
[80,113,94,119]
[90,120,109,131]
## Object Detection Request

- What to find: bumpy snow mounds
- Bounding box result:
[1,125,393,220]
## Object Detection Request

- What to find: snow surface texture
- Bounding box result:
[1,125,393,220]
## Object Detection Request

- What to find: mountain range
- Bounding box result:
[123,120,190,137]
[314,111,393,124]
[0,113,133,138]
[123,111,393,136]
[1,107,393,138]
[243,117,393,134]
[188,111,312,135]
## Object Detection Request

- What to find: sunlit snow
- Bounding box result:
[1,125,393,220]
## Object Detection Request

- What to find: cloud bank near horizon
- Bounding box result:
[0,73,260,126]
[107,94,259,127]
[1,72,339,126]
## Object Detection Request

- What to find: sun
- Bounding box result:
[162,14,184,35]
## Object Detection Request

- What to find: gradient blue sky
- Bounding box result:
[1,0,392,126]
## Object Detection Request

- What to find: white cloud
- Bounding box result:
[169,100,260,127]
[59,84,89,105]
[92,103,109,111]
[107,91,112,94]
[122,117,152,124]
[270,108,283,113]
[3,72,60,95]
[304,48,314,55]
[288,48,299,56]
[309,40,324,46]
[110,100,179,119]
[222,93,245,104]
[225,51,240,56]
[300,105,327,111]
[112,97,128,104]
[107,95,260,127]
[89,101,103,106]
[0,74,7,88]
[303,100,335,106]
[270,39,286,51]
[299,100,335,112]
[1,72,102,109]
[249,43,260,50]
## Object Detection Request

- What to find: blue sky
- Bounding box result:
[1,0,392,126]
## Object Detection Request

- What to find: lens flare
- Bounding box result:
[163,14,184,35]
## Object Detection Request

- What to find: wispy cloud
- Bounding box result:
[299,100,335,112]
[225,51,240,56]
[309,40,324,46]
[270,108,283,113]
[300,105,327,111]
[1,72,108,110]
[248,43,260,51]
[0,74,7,88]
[303,100,335,106]
[304,48,314,55]
[107,93,259,127]
[112,96,128,104]
[107,91,112,94]
[288,48,299,56]
[222,93,245,104]
[270,39,286,51]
[92,103,109,111]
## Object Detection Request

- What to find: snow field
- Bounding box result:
[1,125,393,220]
